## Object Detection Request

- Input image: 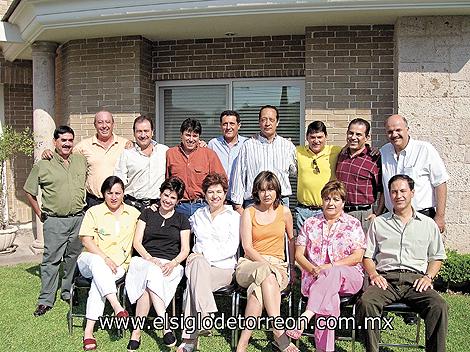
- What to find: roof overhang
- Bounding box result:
[3,0,470,61]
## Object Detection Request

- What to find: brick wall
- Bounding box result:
[305,25,394,146]
[154,35,305,80]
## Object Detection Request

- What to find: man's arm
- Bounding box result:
[24,192,42,219]
[413,260,443,292]
[434,182,447,233]
[363,257,388,290]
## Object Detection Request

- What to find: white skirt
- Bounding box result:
[125,256,184,308]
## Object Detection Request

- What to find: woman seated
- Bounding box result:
[77,176,141,351]
[235,171,299,352]
[125,177,190,351]
[286,180,366,352]
[177,173,240,352]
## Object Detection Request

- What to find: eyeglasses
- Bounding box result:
[312,159,320,174]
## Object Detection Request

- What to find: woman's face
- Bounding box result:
[104,183,124,212]
[205,184,226,211]
[258,182,277,207]
[322,192,345,219]
[160,189,179,212]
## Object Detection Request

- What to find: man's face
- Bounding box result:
[134,120,153,149]
[221,115,240,141]
[385,115,409,151]
[346,123,369,153]
[390,179,414,212]
[259,108,278,139]
[181,130,200,152]
[54,132,74,158]
[306,131,326,154]
[94,111,114,140]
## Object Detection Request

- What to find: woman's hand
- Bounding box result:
[145,256,162,267]
[310,263,333,277]
[104,256,118,274]
[161,260,177,276]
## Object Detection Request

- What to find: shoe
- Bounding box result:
[127,339,141,351]
[116,310,129,318]
[285,328,303,340]
[83,337,97,351]
[177,341,197,352]
[403,314,418,325]
[163,331,177,347]
[272,334,299,352]
[33,304,52,317]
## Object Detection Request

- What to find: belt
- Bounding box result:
[180,198,206,204]
[344,204,372,212]
[380,269,421,274]
[125,195,158,206]
[297,203,322,211]
[43,211,85,221]
[418,207,436,218]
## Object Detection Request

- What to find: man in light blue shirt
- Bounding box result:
[208,110,247,202]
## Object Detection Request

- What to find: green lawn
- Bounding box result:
[0,263,468,352]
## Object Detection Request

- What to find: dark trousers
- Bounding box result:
[85,192,104,210]
[356,271,448,352]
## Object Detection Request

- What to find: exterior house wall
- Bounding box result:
[396,15,470,252]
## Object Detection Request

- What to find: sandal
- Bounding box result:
[83,337,97,351]
[116,310,129,318]
[177,340,198,352]
[285,328,303,340]
[127,339,141,351]
[272,334,299,352]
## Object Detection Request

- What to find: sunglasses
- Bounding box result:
[312,159,320,174]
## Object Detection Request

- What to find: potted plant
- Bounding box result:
[0,126,34,253]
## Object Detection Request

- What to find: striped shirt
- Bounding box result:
[230,133,296,204]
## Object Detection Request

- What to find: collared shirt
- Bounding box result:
[296,144,342,206]
[336,146,383,205]
[114,140,168,200]
[296,212,366,297]
[230,133,296,204]
[364,210,446,274]
[23,152,86,216]
[79,203,140,269]
[189,205,240,269]
[380,138,449,212]
[74,133,129,197]
[166,145,226,201]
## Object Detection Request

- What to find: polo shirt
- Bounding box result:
[380,138,449,212]
[79,203,140,268]
[23,152,86,216]
[166,145,226,201]
[296,144,341,206]
[74,133,128,197]
[365,210,446,274]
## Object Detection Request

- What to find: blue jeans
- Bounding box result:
[294,206,322,232]
[176,200,206,218]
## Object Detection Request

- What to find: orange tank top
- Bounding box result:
[250,205,285,260]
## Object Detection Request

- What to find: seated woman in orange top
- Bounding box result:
[235,171,298,352]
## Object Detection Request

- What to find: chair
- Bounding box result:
[67,268,126,336]
[378,302,424,349]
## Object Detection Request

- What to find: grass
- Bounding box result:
[0,263,468,351]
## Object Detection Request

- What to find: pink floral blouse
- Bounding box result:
[296,212,366,297]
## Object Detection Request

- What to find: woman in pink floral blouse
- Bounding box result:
[286,180,366,352]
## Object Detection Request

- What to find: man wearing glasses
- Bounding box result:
[295,121,341,231]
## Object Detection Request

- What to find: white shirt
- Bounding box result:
[380,138,449,212]
[189,205,240,269]
[114,140,168,200]
[230,133,297,204]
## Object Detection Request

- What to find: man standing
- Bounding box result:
[208,110,247,203]
[295,121,341,230]
[166,118,226,217]
[114,115,168,211]
[381,114,449,233]
[24,126,86,316]
[336,118,383,232]
[230,105,296,211]
[357,174,448,352]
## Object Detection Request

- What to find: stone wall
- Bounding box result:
[396,16,470,252]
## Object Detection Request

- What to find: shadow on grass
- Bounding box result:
[26,264,40,278]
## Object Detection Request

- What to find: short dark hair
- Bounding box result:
[321,180,347,203]
[133,115,154,132]
[160,176,186,200]
[388,174,415,191]
[251,171,281,209]
[259,105,279,121]
[348,118,370,136]
[101,176,125,195]
[202,173,228,194]
[180,118,202,135]
[219,110,241,124]
[53,126,75,140]
[306,121,327,136]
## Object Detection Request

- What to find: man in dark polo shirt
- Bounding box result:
[336,118,384,232]
[24,126,86,316]
[166,118,226,217]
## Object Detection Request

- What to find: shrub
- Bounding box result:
[437,250,470,292]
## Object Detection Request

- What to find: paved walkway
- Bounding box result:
[0,226,42,266]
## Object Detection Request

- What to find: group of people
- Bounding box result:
[23,105,449,352]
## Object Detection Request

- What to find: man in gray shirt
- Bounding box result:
[357,174,447,352]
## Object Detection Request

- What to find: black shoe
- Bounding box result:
[163,331,176,347]
[403,313,418,325]
[33,304,52,316]
[127,339,141,351]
